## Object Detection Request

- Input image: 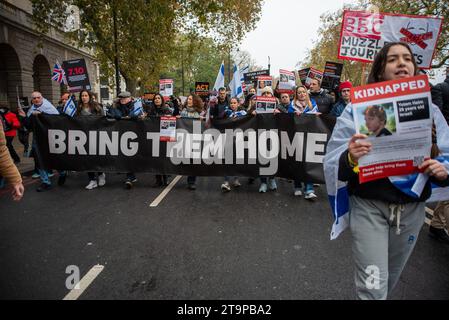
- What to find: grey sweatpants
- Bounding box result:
[349,196,425,300]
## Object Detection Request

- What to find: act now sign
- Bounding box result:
[338,10,443,69]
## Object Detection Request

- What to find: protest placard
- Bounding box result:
[321,62,344,91]
[255,96,277,114]
[305,68,323,88]
[159,79,174,100]
[62,58,91,93]
[257,76,273,96]
[338,10,443,69]
[298,68,310,86]
[278,69,296,94]
[244,69,270,83]
[351,74,432,183]
[195,82,210,97]
[160,116,177,142]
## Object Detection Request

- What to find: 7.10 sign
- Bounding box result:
[62,58,91,92]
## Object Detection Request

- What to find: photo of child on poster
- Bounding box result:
[357,103,396,137]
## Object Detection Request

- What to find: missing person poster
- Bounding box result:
[338,10,443,69]
[298,68,310,86]
[305,68,323,88]
[351,74,432,183]
[278,69,296,94]
[160,116,177,142]
[257,76,273,96]
[255,96,277,114]
[159,79,174,100]
[321,62,344,91]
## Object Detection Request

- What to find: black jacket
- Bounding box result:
[433,76,449,124]
[309,89,334,114]
[210,97,229,119]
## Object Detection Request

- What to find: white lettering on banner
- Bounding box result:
[305,133,327,163]
[201,129,225,165]
[235,129,257,165]
[68,130,87,155]
[48,127,329,175]
[258,130,279,176]
[353,79,426,100]
[49,129,66,154]
[146,132,160,157]
[99,131,119,155]
[120,132,138,156]
[281,132,304,161]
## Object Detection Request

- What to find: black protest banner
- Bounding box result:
[244,69,270,83]
[62,58,91,93]
[321,62,344,91]
[33,114,336,183]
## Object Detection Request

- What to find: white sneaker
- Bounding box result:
[232,179,241,188]
[304,192,317,200]
[98,173,106,187]
[85,180,98,190]
[221,182,231,192]
[294,189,303,196]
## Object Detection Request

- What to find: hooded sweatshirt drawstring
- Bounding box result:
[389,204,405,235]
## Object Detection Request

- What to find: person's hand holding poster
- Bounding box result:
[351,74,433,183]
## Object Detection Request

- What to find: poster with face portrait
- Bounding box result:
[257,76,273,96]
[278,69,296,94]
[338,10,443,69]
[160,116,177,142]
[255,96,277,114]
[305,68,323,88]
[159,79,174,101]
[351,74,432,183]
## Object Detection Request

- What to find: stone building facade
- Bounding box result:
[0,0,100,109]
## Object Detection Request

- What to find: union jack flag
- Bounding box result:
[52,61,67,85]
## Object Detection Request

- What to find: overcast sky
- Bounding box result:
[240,0,356,77]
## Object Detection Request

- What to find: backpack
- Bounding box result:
[0,111,12,132]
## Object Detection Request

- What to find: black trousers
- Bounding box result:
[6,136,20,163]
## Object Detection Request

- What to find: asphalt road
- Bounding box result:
[1,172,448,300]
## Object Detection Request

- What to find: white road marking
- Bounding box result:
[149,175,182,207]
[425,207,434,226]
[63,265,104,300]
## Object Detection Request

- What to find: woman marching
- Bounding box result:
[76,90,106,190]
[180,94,204,190]
[147,93,173,187]
[324,42,449,300]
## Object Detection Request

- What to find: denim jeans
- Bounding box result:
[294,180,314,194]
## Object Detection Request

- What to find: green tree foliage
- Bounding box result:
[31,0,263,94]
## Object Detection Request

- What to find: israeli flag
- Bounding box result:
[213,61,225,92]
[132,98,143,116]
[324,103,449,240]
[63,95,77,117]
[229,64,243,98]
